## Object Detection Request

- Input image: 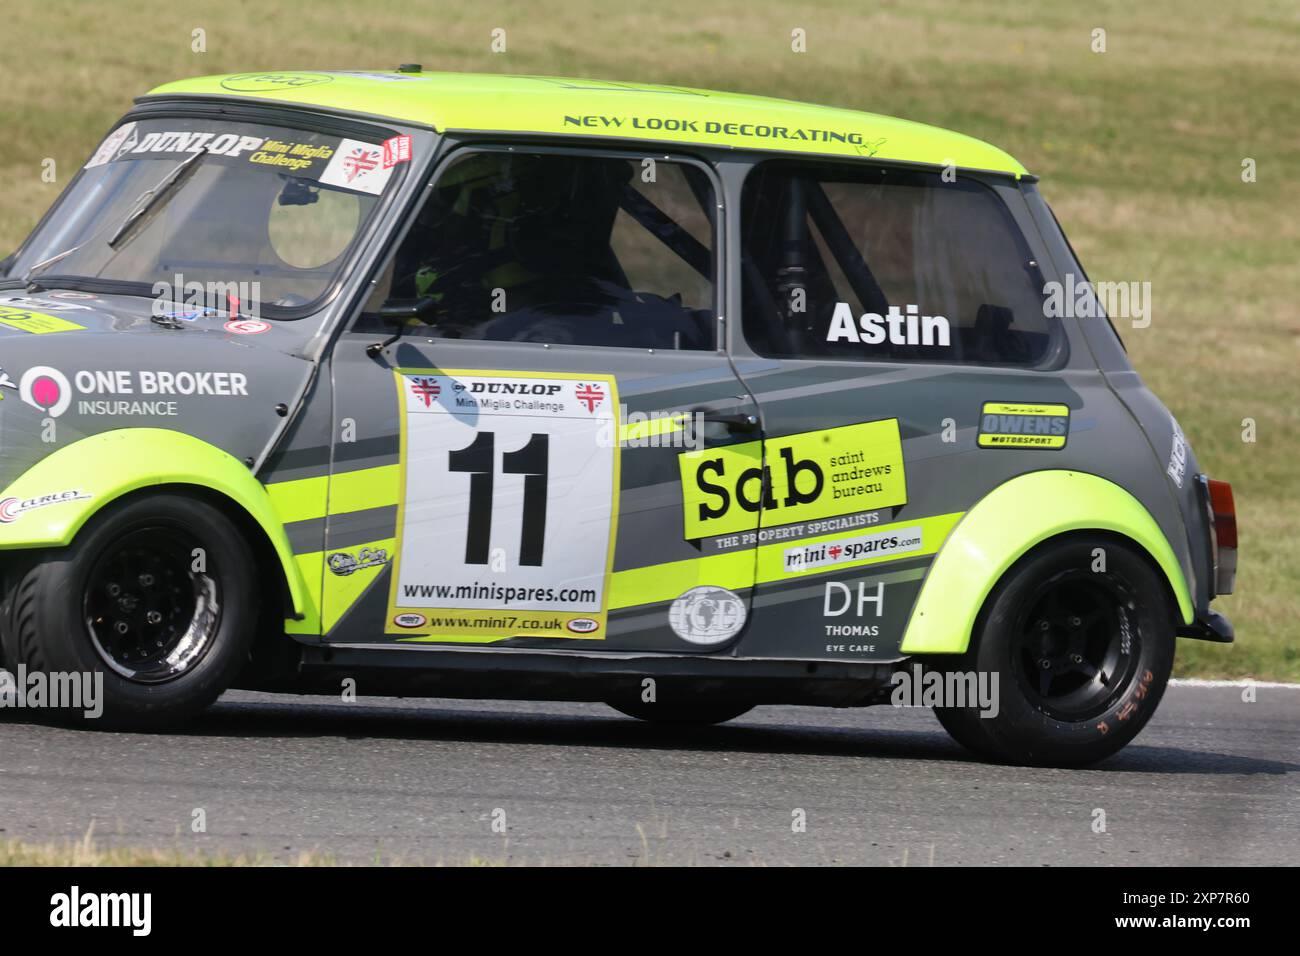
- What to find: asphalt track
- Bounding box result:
[0,683,1296,865]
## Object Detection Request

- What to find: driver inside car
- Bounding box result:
[379,152,711,349]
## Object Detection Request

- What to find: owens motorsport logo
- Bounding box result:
[0,490,91,523]
[19,366,248,418]
[977,402,1070,450]
[784,525,923,572]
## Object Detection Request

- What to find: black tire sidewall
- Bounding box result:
[949,536,1175,766]
[31,493,259,724]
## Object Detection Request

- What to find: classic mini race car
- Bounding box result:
[0,70,1237,765]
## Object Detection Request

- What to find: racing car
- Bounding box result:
[0,69,1237,765]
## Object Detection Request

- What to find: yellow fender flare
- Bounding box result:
[0,428,311,620]
[900,470,1194,655]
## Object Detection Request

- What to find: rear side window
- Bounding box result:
[366,149,717,350]
[740,162,1055,365]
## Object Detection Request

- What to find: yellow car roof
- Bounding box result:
[145,71,1028,177]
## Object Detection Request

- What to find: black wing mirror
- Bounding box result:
[365,296,439,357]
[377,296,439,323]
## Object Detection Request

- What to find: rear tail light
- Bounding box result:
[1198,477,1237,595]
[1207,479,1237,550]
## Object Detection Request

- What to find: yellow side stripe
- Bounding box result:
[610,511,963,610]
[264,464,401,526]
[330,464,401,516]
[265,475,329,526]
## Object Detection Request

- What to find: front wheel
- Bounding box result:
[0,493,260,729]
[932,535,1176,767]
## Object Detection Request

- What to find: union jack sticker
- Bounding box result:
[319,137,395,195]
[575,383,605,413]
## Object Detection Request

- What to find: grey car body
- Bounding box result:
[0,73,1234,733]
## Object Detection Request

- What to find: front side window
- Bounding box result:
[366,149,716,350]
[7,116,408,313]
[741,162,1056,365]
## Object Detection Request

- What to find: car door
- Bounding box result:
[724,158,1079,663]
[320,143,760,653]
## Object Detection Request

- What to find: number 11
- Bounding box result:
[448,431,549,566]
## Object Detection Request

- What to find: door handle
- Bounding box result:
[699,411,760,432]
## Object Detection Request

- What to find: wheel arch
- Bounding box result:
[0,428,313,622]
[899,470,1193,656]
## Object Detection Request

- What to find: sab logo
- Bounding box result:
[693,447,823,519]
[566,618,600,634]
[392,613,427,629]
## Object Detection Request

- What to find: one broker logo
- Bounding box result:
[19,365,71,418]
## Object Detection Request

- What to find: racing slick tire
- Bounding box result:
[607,697,754,725]
[0,493,259,730]
[932,535,1176,767]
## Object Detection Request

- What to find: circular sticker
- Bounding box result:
[220,73,334,93]
[393,613,427,629]
[224,319,270,335]
[19,365,72,418]
[668,586,747,646]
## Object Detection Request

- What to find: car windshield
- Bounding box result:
[5,116,409,313]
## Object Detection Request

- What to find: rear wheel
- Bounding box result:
[933,535,1176,767]
[0,493,259,729]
